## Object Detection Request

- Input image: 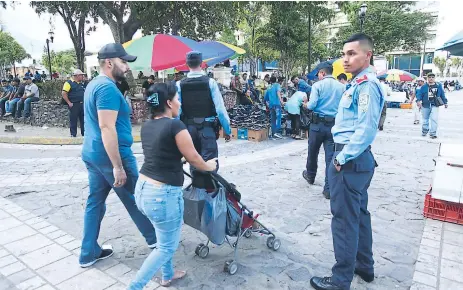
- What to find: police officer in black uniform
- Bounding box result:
[177,52,232,170]
[62,69,86,137]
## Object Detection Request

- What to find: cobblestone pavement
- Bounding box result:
[1,92,463,289]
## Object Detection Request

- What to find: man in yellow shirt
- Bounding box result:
[62,69,86,137]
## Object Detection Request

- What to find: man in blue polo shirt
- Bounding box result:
[79,43,157,268]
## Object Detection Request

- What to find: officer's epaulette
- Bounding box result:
[355,75,368,85]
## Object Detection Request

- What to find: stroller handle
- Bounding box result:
[182,161,242,201]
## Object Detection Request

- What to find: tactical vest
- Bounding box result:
[66,80,85,103]
[180,76,216,119]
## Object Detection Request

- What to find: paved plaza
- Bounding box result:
[1,92,463,289]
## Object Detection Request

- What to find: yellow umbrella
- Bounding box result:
[332,59,352,80]
[216,41,246,59]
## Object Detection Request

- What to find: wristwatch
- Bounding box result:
[333,158,341,167]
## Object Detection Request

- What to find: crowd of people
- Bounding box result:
[74,32,391,290]
[0,76,40,119]
[1,29,454,290]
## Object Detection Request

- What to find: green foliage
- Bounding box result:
[218,27,238,46]
[31,1,92,70]
[330,2,436,55]
[0,31,29,67]
[36,80,66,101]
[450,57,462,70]
[433,56,446,76]
[41,49,76,75]
[137,1,239,40]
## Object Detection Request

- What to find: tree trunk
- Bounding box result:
[308,11,312,72]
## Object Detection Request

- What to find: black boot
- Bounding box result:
[310,276,342,290]
[322,190,330,199]
[354,269,374,282]
[302,170,314,184]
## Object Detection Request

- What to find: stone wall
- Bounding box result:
[10,91,238,127]
[31,101,69,127]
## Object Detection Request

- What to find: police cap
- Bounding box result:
[186,51,202,68]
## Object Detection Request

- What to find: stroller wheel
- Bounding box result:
[267,237,281,251]
[224,260,238,275]
[195,244,209,259]
[244,229,252,238]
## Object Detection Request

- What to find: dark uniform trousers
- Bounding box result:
[186,123,219,170]
[70,102,84,137]
[328,146,375,289]
[306,122,335,192]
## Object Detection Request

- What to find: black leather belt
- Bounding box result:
[312,114,335,125]
[185,118,214,127]
[334,143,371,152]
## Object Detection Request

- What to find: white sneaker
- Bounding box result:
[273,133,283,139]
[3,113,12,117]
[148,243,157,249]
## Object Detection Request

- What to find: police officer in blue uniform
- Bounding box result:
[310,33,384,290]
[302,62,345,199]
[177,51,231,169]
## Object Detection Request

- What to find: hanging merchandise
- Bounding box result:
[229,105,269,131]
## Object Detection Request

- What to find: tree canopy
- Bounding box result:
[31,1,92,70]
[330,1,436,56]
[0,31,29,70]
[41,49,76,75]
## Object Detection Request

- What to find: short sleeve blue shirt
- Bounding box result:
[268,83,282,108]
[82,75,133,164]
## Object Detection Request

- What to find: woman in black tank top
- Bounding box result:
[129,83,216,289]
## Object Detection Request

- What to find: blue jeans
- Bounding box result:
[129,181,184,290]
[6,98,20,114]
[270,106,282,135]
[421,106,439,136]
[16,96,39,117]
[79,155,157,265]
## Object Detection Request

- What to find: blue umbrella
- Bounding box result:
[437,30,463,56]
[198,41,237,66]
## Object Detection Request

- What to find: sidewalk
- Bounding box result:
[411,219,463,289]
[411,93,463,290]
[0,121,142,145]
[0,196,160,290]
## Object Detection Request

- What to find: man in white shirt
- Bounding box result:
[16,76,39,118]
[378,77,391,131]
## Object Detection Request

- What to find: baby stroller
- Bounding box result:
[182,168,281,275]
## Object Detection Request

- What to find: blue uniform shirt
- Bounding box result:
[332,66,385,165]
[82,74,133,164]
[298,79,312,94]
[306,75,345,117]
[176,71,231,135]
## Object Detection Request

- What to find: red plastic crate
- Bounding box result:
[423,187,463,225]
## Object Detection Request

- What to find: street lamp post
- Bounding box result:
[359,3,367,33]
[46,31,54,81]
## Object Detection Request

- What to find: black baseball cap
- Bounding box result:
[427,72,436,77]
[13,78,20,83]
[186,51,202,68]
[97,43,137,62]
